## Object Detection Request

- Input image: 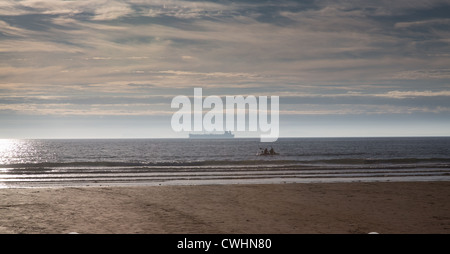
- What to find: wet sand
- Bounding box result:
[0,181,449,234]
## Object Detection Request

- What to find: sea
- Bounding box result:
[1,137,450,188]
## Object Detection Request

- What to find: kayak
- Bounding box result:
[256,151,279,156]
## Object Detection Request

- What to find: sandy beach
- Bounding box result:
[0,181,449,234]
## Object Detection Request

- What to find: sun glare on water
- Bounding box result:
[0,139,16,165]
[0,139,19,188]
[0,139,35,166]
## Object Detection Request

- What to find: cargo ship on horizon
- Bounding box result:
[189,131,235,139]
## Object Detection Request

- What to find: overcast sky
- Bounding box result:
[1,0,450,138]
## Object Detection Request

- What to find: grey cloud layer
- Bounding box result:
[1,0,449,120]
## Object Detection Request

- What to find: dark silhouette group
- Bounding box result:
[258,147,278,156]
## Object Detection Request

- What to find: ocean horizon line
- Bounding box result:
[2,135,450,141]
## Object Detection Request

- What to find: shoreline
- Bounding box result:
[0,181,449,234]
[2,169,450,189]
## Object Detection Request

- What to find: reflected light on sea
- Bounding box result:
[0,139,35,166]
[0,139,16,165]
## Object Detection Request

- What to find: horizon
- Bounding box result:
[2,135,450,141]
[1,0,450,139]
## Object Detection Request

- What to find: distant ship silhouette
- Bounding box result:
[189,131,234,139]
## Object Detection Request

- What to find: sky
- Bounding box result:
[1,0,450,139]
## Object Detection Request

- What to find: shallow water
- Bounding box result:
[1,137,449,187]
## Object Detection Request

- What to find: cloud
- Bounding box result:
[392,69,450,80]
[280,104,450,115]
[0,20,28,38]
[0,0,134,20]
[128,0,238,19]
[379,90,450,99]
[2,0,449,85]
[158,70,260,79]
[277,90,450,107]
[394,18,450,29]
[92,1,133,21]
[1,1,450,138]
